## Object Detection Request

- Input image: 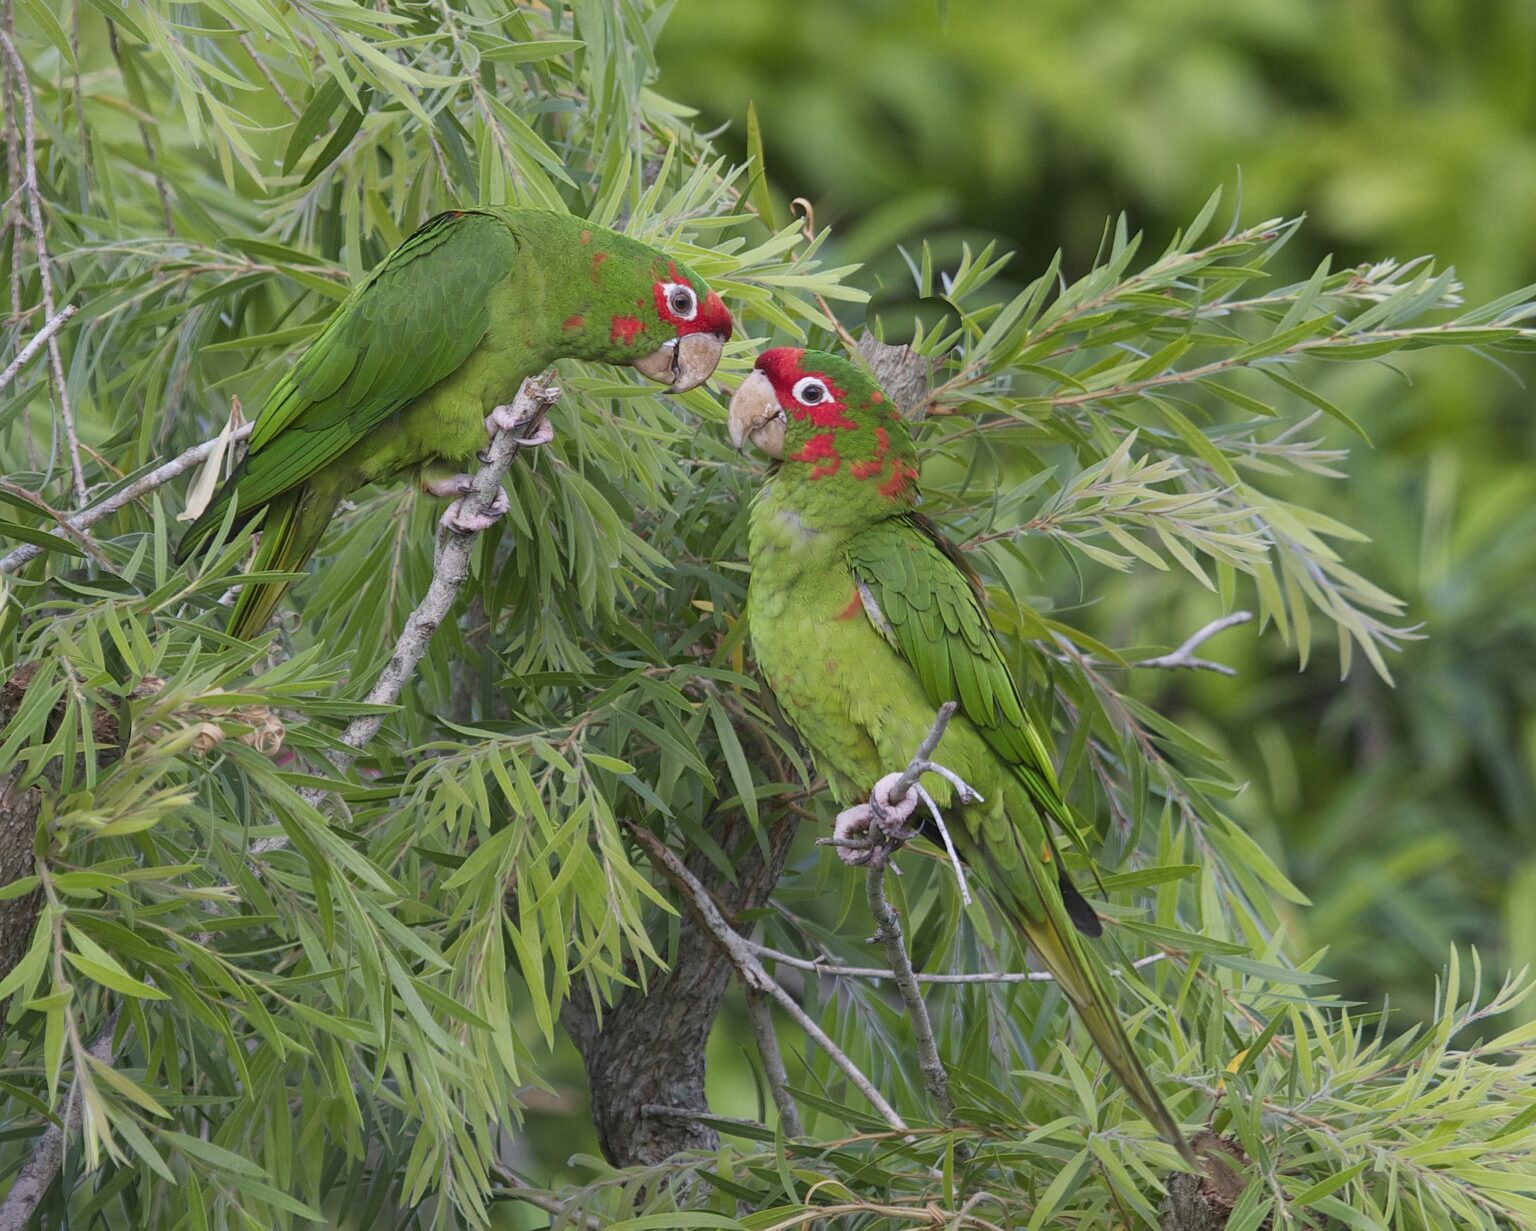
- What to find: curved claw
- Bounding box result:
[439,487,510,535]
[833,804,878,867]
[869,772,921,842]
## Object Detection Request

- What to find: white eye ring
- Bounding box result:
[792,377,830,406]
[662,282,697,321]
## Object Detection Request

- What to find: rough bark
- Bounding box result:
[0,773,42,1002]
[562,814,797,1167]
[1158,1131,1256,1231]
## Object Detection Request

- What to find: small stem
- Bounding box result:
[1134,611,1253,675]
[0,29,86,505]
[744,985,803,1137]
[250,378,562,854]
[0,421,256,574]
[866,863,954,1122]
[0,302,75,393]
[626,823,908,1133]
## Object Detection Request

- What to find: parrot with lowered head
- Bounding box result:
[729,347,1193,1162]
[178,207,733,638]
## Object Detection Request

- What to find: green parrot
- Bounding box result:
[178,207,733,638]
[729,347,1193,1161]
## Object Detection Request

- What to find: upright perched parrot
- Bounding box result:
[178,207,732,638]
[729,348,1192,1160]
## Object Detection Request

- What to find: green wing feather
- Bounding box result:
[845,512,1061,798]
[845,511,1193,1162]
[178,210,519,558]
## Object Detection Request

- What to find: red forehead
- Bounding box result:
[755,348,809,391]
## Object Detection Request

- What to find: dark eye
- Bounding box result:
[792,377,829,406]
[661,282,697,320]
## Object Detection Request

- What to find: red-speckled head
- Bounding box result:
[729,348,919,503]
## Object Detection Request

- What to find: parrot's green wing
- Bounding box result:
[844,512,1062,804]
[179,210,517,556]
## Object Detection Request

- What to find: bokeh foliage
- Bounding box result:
[1,1,1534,1228]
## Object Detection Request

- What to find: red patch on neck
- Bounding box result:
[791,431,842,479]
[850,427,891,479]
[590,251,610,283]
[835,589,863,620]
[877,458,918,500]
[580,229,593,245]
[562,314,584,332]
[609,315,643,344]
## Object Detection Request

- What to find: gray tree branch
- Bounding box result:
[0,30,85,506]
[0,421,257,574]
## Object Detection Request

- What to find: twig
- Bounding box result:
[640,1104,770,1134]
[1134,611,1253,675]
[0,479,111,567]
[625,823,908,1133]
[0,1011,118,1231]
[0,421,256,574]
[865,860,954,1122]
[890,701,958,801]
[249,378,562,854]
[746,942,1168,985]
[0,29,86,506]
[236,33,301,118]
[0,302,75,393]
[744,985,804,1137]
[489,1164,601,1230]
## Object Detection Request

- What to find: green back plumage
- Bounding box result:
[743,348,1193,1162]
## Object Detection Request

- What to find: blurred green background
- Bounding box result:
[656,0,1536,1023]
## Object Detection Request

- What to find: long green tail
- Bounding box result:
[1005,888,1196,1165]
[225,481,341,639]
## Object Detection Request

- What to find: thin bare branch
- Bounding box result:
[0,1011,118,1231]
[865,862,954,1121]
[890,700,958,802]
[489,1165,601,1230]
[0,29,86,505]
[0,421,256,574]
[625,823,908,1133]
[249,378,562,853]
[1134,611,1254,675]
[747,941,1168,985]
[744,985,804,1137]
[0,299,74,394]
[236,33,301,118]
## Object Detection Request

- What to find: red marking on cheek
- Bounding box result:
[580,229,592,245]
[590,251,610,283]
[562,314,584,332]
[790,402,858,431]
[835,590,863,620]
[609,315,643,344]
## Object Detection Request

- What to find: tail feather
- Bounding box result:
[226,485,338,639]
[1003,888,1195,1165]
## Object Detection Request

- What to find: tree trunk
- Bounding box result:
[562,814,797,1166]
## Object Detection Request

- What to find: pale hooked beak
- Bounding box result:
[633,331,727,393]
[727,370,786,457]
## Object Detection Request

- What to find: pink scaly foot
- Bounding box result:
[486,404,557,446]
[832,772,922,867]
[439,487,511,535]
[422,473,474,500]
